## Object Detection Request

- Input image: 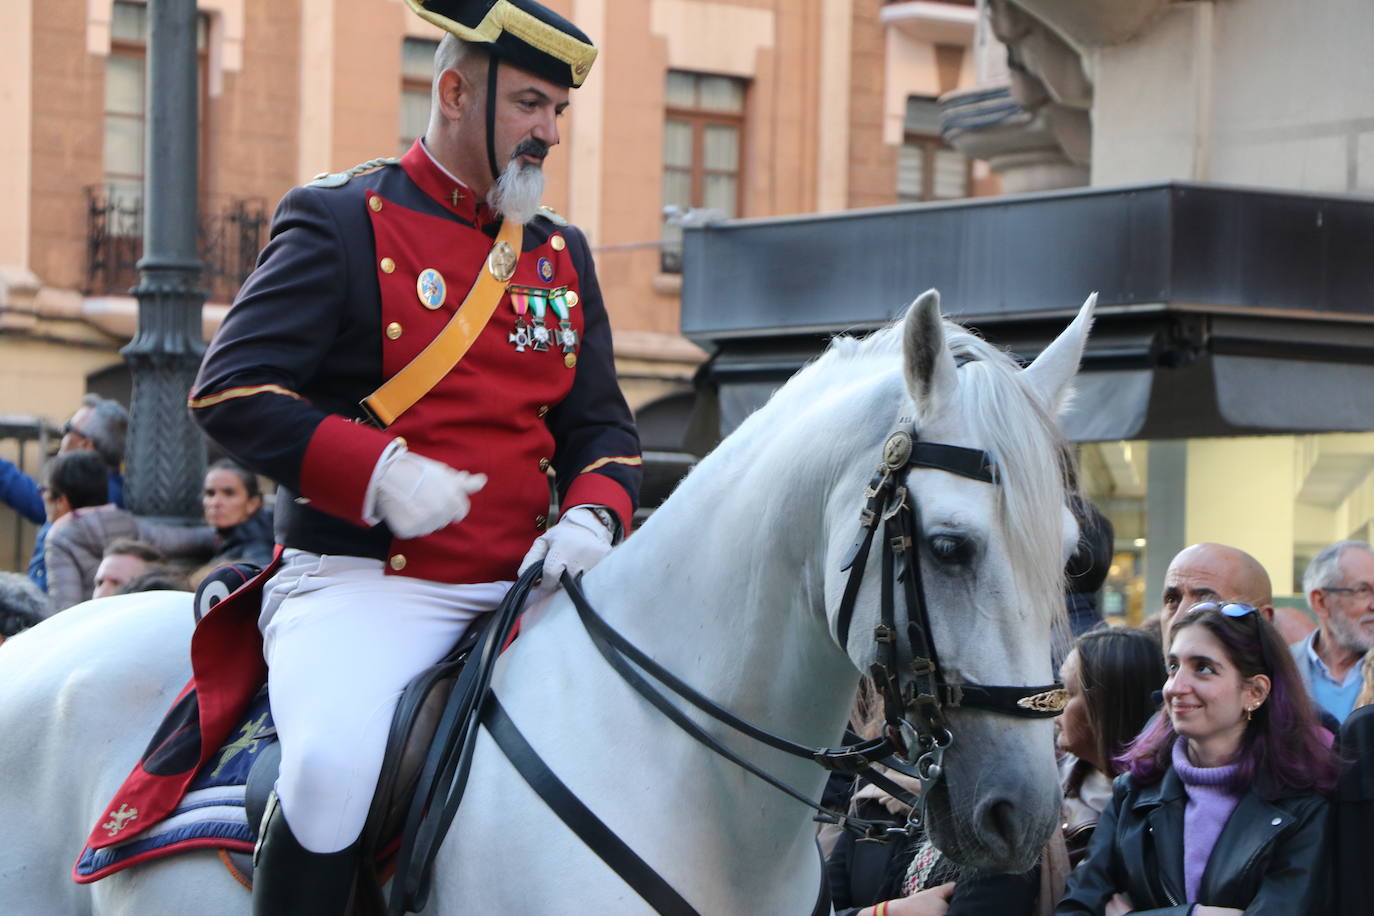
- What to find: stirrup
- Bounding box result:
[252,793,360,916]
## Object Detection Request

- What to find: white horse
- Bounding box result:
[0,290,1093,915]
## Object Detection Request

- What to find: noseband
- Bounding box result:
[833,425,1067,782]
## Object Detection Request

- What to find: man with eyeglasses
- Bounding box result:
[1295,539,1374,724]
[0,394,127,593]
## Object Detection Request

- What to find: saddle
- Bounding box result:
[229,610,494,916]
[185,562,530,915]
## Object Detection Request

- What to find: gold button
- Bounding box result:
[386,322,403,340]
[550,235,565,251]
[394,436,407,448]
[389,554,407,571]
[536,405,549,417]
[369,196,383,212]
[565,290,579,307]
[380,257,396,274]
[538,457,551,472]
[564,353,577,369]
[534,514,547,529]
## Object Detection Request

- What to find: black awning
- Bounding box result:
[681,181,1374,344]
[682,181,1374,444]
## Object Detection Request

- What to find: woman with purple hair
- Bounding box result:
[1056,602,1338,916]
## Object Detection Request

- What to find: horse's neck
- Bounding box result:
[580,438,859,753]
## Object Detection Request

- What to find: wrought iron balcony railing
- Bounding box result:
[85,187,268,304]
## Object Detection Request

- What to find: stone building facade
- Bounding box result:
[0,0,993,569]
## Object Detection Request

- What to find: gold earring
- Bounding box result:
[1245,705,1254,721]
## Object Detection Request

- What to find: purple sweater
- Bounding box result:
[1173,738,1242,902]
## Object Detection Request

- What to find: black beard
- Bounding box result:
[511,138,550,164]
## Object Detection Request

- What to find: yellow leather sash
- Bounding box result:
[362,219,523,427]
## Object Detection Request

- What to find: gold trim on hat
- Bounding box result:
[404,0,597,87]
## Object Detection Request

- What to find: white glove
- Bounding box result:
[371,447,486,539]
[519,506,615,589]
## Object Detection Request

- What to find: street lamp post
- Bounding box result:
[123,0,206,521]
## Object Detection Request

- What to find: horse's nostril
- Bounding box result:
[983,798,1018,845]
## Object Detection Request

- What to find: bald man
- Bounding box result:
[1160,542,1275,647]
[1160,542,1317,645]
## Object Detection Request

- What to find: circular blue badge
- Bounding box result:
[416,268,446,310]
[537,257,554,282]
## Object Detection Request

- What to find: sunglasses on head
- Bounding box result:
[1186,601,1272,675]
[1190,601,1258,619]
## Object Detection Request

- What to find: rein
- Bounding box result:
[403,426,1068,915]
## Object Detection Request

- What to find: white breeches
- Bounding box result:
[259,550,509,853]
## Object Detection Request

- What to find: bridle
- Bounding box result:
[833,423,1068,785]
[400,416,1071,915]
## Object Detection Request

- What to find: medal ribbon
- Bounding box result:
[549,289,569,320]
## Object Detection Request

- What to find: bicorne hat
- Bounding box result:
[404,0,597,88]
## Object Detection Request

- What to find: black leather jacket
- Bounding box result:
[1056,769,1330,915]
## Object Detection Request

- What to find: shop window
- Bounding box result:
[661,71,746,272]
[898,97,970,202]
[400,37,439,156]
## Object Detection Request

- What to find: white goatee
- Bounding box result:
[487,159,545,225]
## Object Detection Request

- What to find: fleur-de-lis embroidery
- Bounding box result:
[102,803,139,837]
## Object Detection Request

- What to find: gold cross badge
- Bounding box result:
[450,187,464,207]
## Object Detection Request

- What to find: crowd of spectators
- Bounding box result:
[825,531,1374,916]
[0,394,275,635]
[4,402,1374,915]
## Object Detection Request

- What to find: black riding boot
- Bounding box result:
[252,794,360,916]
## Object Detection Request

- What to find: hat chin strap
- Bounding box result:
[485,54,501,183]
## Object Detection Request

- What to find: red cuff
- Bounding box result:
[299,415,394,525]
[563,472,634,537]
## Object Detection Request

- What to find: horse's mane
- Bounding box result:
[745,317,1071,630]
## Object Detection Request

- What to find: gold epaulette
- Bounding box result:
[536,204,569,227]
[307,157,401,189]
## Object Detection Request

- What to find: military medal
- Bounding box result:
[508,290,534,352]
[488,240,517,282]
[416,268,446,310]
[550,288,579,356]
[537,256,555,282]
[527,290,552,352]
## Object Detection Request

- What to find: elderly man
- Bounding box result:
[187,1,640,911]
[1294,540,1374,724]
[0,394,128,592]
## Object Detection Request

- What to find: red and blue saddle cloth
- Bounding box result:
[73,558,280,884]
[74,690,272,881]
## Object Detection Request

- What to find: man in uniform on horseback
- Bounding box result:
[187,2,640,911]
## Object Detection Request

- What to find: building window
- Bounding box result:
[400,37,438,156]
[898,97,970,203]
[661,71,746,272]
[103,1,208,227]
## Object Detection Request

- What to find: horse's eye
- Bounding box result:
[929,533,970,565]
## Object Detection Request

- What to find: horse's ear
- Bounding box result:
[1022,292,1096,412]
[903,289,959,419]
